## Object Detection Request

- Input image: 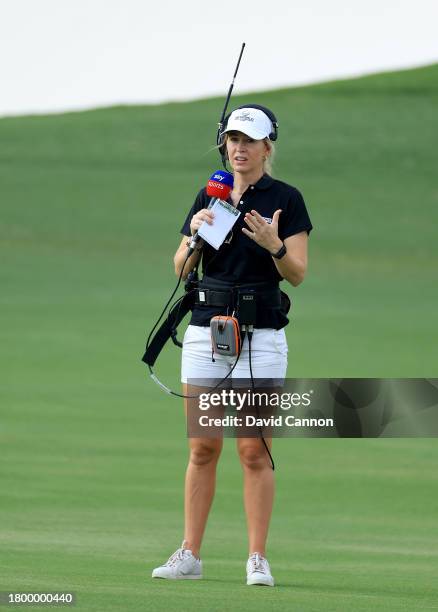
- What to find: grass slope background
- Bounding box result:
[1,64,437,611]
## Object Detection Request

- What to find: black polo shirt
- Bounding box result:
[180,173,313,328]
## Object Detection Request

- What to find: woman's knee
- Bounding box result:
[189,439,223,466]
[238,440,270,470]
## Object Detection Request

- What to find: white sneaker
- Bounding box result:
[152,543,202,580]
[246,552,274,586]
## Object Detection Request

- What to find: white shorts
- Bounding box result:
[181,324,288,386]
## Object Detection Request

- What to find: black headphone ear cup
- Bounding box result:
[218,112,233,157]
[218,135,227,157]
[218,112,232,145]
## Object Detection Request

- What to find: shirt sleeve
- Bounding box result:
[279,187,313,240]
[180,188,207,236]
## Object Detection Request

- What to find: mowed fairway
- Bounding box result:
[1,64,438,611]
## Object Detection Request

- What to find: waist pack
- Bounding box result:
[196,275,290,318]
[141,275,291,367]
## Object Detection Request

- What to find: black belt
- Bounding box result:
[196,288,232,307]
[195,276,282,309]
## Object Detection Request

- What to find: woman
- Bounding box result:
[152,105,312,586]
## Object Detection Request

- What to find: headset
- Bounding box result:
[217,104,279,168]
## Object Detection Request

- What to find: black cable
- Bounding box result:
[150,328,246,400]
[248,330,275,471]
[145,251,191,355]
[146,255,275,469]
[146,249,248,400]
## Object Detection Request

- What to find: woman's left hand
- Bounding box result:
[242,209,283,254]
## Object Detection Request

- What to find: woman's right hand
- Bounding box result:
[190,209,215,236]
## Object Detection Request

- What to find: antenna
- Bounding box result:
[219,42,246,128]
[217,42,246,169]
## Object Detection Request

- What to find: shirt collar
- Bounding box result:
[252,174,274,191]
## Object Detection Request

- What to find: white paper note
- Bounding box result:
[197,199,241,250]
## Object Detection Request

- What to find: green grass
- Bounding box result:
[1,64,438,610]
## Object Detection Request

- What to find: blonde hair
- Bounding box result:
[217,134,276,176]
[263,138,275,176]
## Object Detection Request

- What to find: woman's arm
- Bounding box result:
[242,209,308,287]
[174,235,203,280]
[174,208,214,280]
[271,231,308,287]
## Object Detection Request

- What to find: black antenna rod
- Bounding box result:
[219,42,246,126]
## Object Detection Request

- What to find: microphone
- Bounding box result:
[187,170,234,255]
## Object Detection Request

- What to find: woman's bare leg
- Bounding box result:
[237,437,274,556]
[183,383,223,558]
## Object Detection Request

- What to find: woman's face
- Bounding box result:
[226,131,270,175]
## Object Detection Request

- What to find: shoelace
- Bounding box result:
[249,553,267,574]
[164,548,187,567]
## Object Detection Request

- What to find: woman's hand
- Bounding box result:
[190,209,215,236]
[242,209,283,254]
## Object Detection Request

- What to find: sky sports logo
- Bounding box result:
[208,180,226,191]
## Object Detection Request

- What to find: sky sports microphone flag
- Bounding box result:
[188,170,234,254]
[207,170,234,198]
